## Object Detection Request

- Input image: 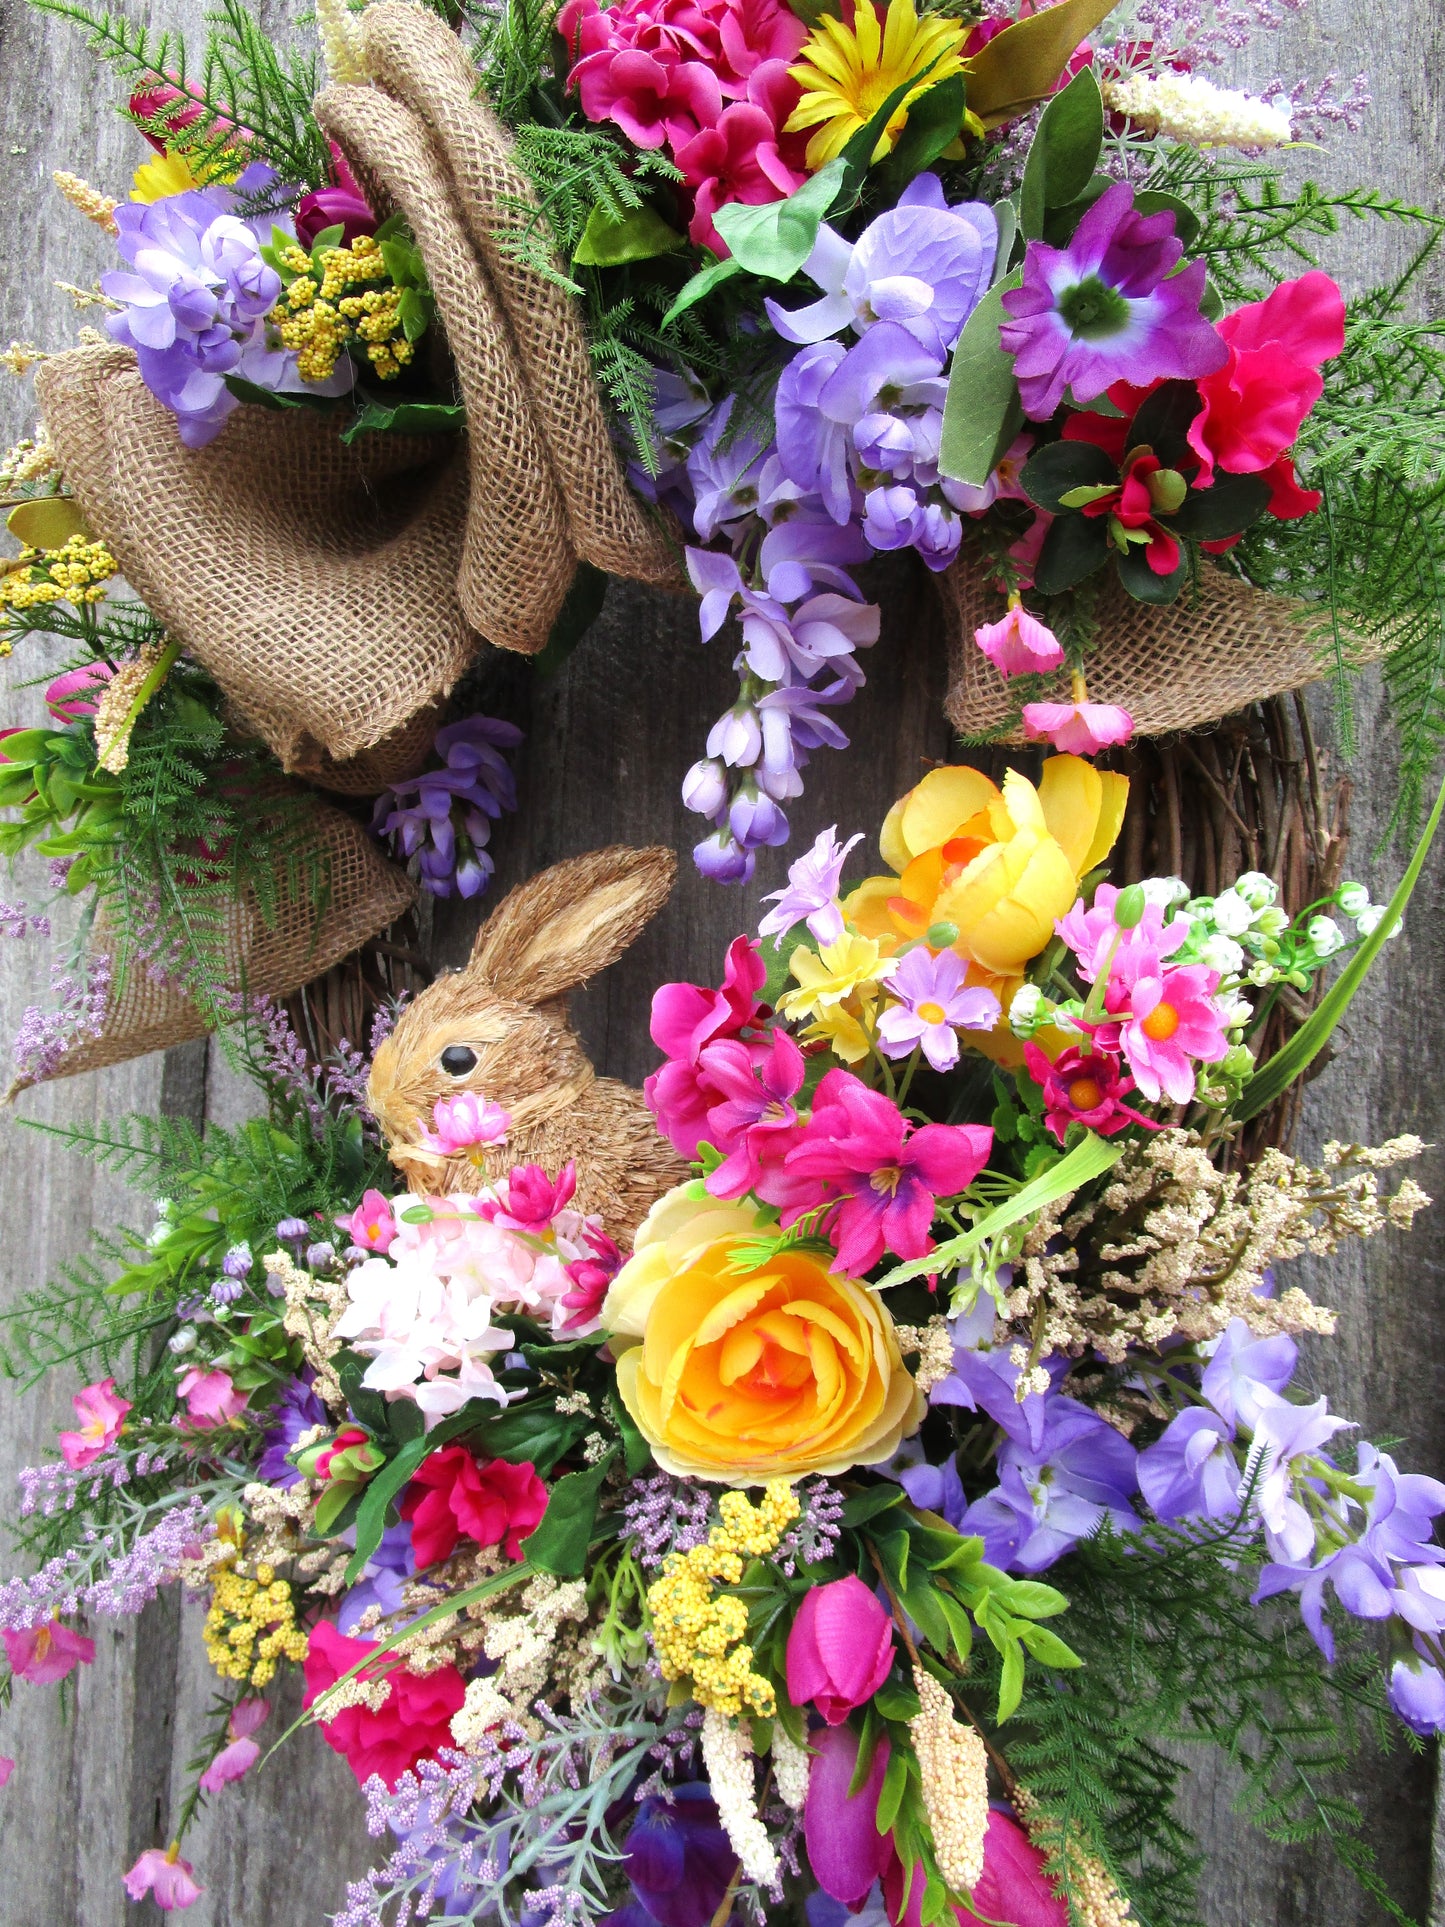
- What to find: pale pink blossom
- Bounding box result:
[176,1367,247,1428]
[1022,699,1134,755]
[3,1620,95,1683]
[419,1092,512,1156]
[122,1847,203,1910]
[973,602,1065,678]
[199,1698,268,1791]
[335,1188,397,1254]
[1096,943,1230,1105]
[58,1376,131,1469]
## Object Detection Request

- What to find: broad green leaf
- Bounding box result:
[939,269,1023,488]
[964,0,1116,128]
[1129,377,1204,467]
[339,399,467,444]
[872,1679,922,1723]
[223,375,337,414]
[997,1638,1026,1721]
[1021,437,1117,512]
[574,202,685,268]
[935,1587,976,1666]
[875,1746,911,1834]
[1034,512,1110,594]
[841,1484,906,1527]
[520,1448,617,1577]
[871,75,967,201]
[1017,1622,1083,1668]
[661,254,743,330]
[397,286,430,342]
[1169,473,1271,539]
[712,156,848,279]
[992,1576,1070,1618]
[1237,766,1445,1119]
[1019,66,1104,239]
[7,498,91,551]
[344,1402,505,1580]
[308,222,346,258]
[1115,545,1187,603]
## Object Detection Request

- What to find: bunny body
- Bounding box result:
[366,846,687,1241]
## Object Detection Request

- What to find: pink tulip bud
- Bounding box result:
[46,662,113,722]
[785,1574,895,1725]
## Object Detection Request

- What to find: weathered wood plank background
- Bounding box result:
[0,0,1441,1919]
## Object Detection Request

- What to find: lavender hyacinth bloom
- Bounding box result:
[959,1395,1140,1573]
[685,396,769,541]
[373,714,522,899]
[1137,1406,1241,1520]
[1389,1655,1445,1736]
[758,825,862,946]
[999,181,1227,419]
[765,174,998,360]
[102,164,351,446]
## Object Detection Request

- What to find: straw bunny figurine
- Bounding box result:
[366,845,687,1239]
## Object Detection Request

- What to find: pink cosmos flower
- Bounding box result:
[198,1698,268,1792]
[1055,883,1188,984]
[419,1092,512,1156]
[776,1068,993,1274]
[700,1028,809,1199]
[1022,1042,1156,1142]
[1022,699,1134,756]
[122,1847,203,1911]
[973,602,1065,679]
[336,1188,398,1254]
[176,1366,248,1428]
[58,1376,131,1469]
[645,935,769,1159]
[785,1574,895,1723]
[46,662,113,722]
[1098,945,1229,1105]
[4,1621,95,1684]
[876,947,1001,1072]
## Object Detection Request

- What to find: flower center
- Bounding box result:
[1141,1001,1180,1041]
[917,1000,947,1025]
[1057,274,1131,340]
[1068,1076,1104,1110]
[871,1163,904,1197]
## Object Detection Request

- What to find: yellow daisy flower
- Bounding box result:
[779,932,895,1019]
[786,0,970,169]
[130,151,201,203]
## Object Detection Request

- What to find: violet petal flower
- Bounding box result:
[372,713,521,900]
[1137,1406,1242,1520]
[758,824,862,946]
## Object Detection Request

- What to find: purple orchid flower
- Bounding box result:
[758,824,863,946]
[1137,1405,1242,1521]
[959,1395,1140,1573]
[999,181,1228,419]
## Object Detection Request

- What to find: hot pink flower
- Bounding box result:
[973,603,1065,679]
[699,1028,808,1199]
[1022,1042,1155,1143]
[804,1723,894,1907]
[786,1574,895,1724]
[0,1756,13,1786]
[122,1847,203,1911]
[1100,946,1228,1105]
[419,1092,512,1156]
[45,662,113,722]
[296,145,376,249]
[303,1621,465,1789]
[675,70,805,254]
[176,1366,247,1428]
[646,936,769,1159]
[580,46,724,149]
[777,1069,993,1274]
[4,1621,95,1684]
[336,1187,398,1254]
[198,1696,268,1791]
[559,1224,624,1335]
[58,1376,131,1469]
[1188,272,1345,492]
[493,1161,578,1233]
[957,1809,1069,1927]
[1055,883,1188,984]
[1022,700,1134,756]
[400,1447,549,1567]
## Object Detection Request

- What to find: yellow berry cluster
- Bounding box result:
[645,1480,799,1718]
[271,235,414,384]
[0,536,118,615]
[203,1556,309,1688]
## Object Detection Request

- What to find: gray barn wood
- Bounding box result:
[0,0,1439,1919]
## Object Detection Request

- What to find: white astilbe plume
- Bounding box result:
[1102,70,1293,148]
[701,1706,779,1886]
[316,0,370,83]
[771,1724,810,1812]
[909,1668,989,1896]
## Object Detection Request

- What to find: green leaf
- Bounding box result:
[898,1570,954,1652]
[1238,765,1445,1119]
[841,1484,905,1527]
[875,1745,911,1834]
[871,75,967,201]
[1169,473,1272,539]
[1017,1622,1084,1668]
[470,1401,592,1475]
[872,1679,922,1722]
[520,1448,617,1577]
[712,156,848,280]
[836,68,939,200]
[1128,377,1203,468]
[1039,175,1112,246]
[222,374,337,414]
[1115,545,1187,603]
[939,270,1024,488]
[935,1587,977,1666]
[997,1638,1026,1722]
[992,1577,1070,1618]
[531,559,609,678]
[7,498,91,550]
[338,399,467,444]
[1021,437,1117,512]
[609,1387,653,1478]
[1019,66,1104,240]
[964,0,1116,127]
[661,255,744,330]
[307,221,345,258]
[1034,512,1110,593]
[397,286,430,342]
[574,201,685,267]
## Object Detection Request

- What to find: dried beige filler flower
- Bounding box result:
[909,1666,989,1896]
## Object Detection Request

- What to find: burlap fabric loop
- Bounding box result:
[36,343,477,785]
[935,551,1392,741]
[9,798,416,1091]
[315,0,684,656]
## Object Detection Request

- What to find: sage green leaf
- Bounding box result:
[520,1448,618,1577]
[712,156,848,278]
[574,202,685,267]
[661,255,743,330]
[939,269,1024,488]
[1019,66,1105,239]
[339,399,466,444]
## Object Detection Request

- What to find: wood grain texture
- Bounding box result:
[0,0,1440,1921]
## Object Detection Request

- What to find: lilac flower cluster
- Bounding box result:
[18,1446,167,1518]
[0,899,50,940]
[372,715,523,899]
[101,163,351,447]
[773,1476,846,1575]
[621,1471,715,1571]
[334,1751,500,1927]
[0,1495,213,1631]
[12,952,111,1083]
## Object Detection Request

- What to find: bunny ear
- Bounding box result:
[467,845,677,1003]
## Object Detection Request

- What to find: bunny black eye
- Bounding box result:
[440,1045,478,1076]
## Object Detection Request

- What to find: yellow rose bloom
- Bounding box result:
[603,1188,923,1483]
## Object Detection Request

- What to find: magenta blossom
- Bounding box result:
[336,1188,397,1255]
[176,1366,247,1428]
[3,1620,95,1683]
[559,1225,623,1335]
[700,1029,808,1199]
[675,77,805,254]
[785,1573,894,1723]
[645,936,769,1159]
[956,1809,1069,1927]
[777,1068,993,1273]
[1099,947,1229,1105]
[1022,699,1133,756]
[122,1847,203,1911]
[46,662,113,721]
[58,1376,131,1469]
[803,1723,894,1907]
[1000,182,1227,419]
[1022,1042,1155,1142]
[419,1092,512,1156]
[491,1161,578,1233]
[0,1756,12,1786]
[877,946,1001,1072]
[1055,882,1188,983]
[295,146,376,249]
[198,1698,268,1792]
[973,601,1065,679]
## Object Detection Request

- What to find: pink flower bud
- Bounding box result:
[122,1846,203,1910]
[973,603,1065,678]
[46,662,113,721]
[1021,699,1134,756]
[785,1574,894,1724]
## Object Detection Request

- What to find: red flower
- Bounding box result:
[1022,1042,1155,1143]
[302,1620,465,1788]
[400,1446,549,1568]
